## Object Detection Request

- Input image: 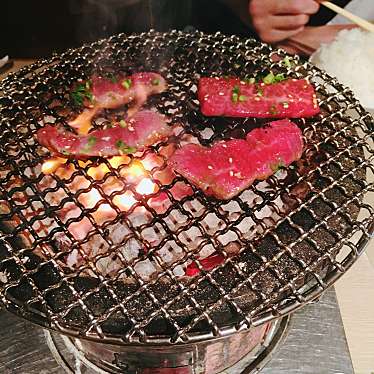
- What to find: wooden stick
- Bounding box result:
[320,1,374,32]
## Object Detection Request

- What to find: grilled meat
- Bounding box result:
[198,76,319,118]
[168,119,304,200]
[69,72,167,134]
[37,110,171,159]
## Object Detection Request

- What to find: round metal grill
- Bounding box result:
[0,30,373,345]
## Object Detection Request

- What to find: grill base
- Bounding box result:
[0,287,353,373]
[45,319,287,374]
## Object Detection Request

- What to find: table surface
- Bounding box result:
[1,59,374,374]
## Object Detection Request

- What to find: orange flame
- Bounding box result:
[41,157,67,174]
[42,155,158,220]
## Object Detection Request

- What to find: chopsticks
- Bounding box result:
[319,1,374,32]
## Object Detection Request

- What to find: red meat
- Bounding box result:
[168,119,303,200]
[69,72,167,134]
[198,77,319,118]
[37,110,171,159]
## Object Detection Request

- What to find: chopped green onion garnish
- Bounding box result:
[108,74,117,83]
[115,140,136,154]
[81,136,97,154]
[269,104,278,115]
[270,160,285,172]
[263,72,274,84]
[122,79,132,90]
[119,120,127,128]
[71,81,94,106]
[246,77,256,84]
[256,87,263,97]
[274,73,285,82]
[115,139,125,149]
[87,136,97,147]
[232,85,240,95]
[239,95,247,102]
[263,72,286,85]
[282,57,293,68]
[231,85,240,103]
[151,78,160,86]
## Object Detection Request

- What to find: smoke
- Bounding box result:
[68,0,193,44]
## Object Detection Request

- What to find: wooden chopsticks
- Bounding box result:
[319,1,374,32]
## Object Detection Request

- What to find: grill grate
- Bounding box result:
[0,30,373,344]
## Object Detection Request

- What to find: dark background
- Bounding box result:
[1,0,349,58]
[1,0,255,58]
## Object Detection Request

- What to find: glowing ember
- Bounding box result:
[136,178,157,195]
[113,192,137,211]
[41,153,159,226]
[87,164,110,180]
[108,155,130,169]
[83,188,103,208]
[121,160,145,179]
[92,204,116,224]
[41,157,67,174]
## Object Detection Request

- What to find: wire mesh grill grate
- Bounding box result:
[0,30,373,344]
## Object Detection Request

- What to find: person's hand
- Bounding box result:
[248,0,320,43]
[277,24,357,56]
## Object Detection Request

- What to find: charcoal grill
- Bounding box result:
[0,30,373,373]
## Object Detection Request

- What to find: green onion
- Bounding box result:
[119,120,127,128]
[122,79,132,90]
[256,87,264,97]
[87,136,97,147]
[81,136,97,154]
[263,72,275,85]
[151,78,160,86]
[108,73,117,83]
[245,77,256,84]
[115,139,125,149]
[269,104,278,115]
[232,85,240,94]
[274,73,285,82]
[270,160,285,172]
[263,72,286,85]
[115,140,136,154]
[71,82,94,106]
[282,56,293,69]
[239,95,247,102]
[231,85,240,103]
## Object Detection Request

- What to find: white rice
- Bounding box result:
[311,28,374,109]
